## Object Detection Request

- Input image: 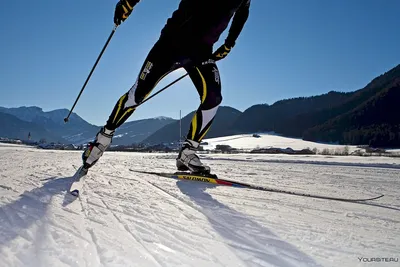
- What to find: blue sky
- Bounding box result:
[1,0,399,125]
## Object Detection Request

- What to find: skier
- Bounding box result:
[82,0,251,174]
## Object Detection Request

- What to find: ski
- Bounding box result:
[129,169,384,203]
[69,165,88,197]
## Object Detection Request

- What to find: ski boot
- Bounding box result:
[82,127,114,170]
[176,139,210,174]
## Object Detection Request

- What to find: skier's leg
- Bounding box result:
[177,59,222,173]
[82,42,179,169]
[106,44,179,130]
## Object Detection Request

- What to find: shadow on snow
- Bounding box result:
[176,180,322,267]
[0,175,77,247]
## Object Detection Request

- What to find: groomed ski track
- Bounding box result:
[0,144,399,267]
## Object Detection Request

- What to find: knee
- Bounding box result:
[214,94,223,107]
[124,81,139,108]
[202,90,222,110]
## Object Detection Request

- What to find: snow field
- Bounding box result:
[0,144,399,267]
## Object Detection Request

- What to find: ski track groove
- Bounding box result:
[86,227,104,267]
[97,173,232,242]
[103,173,195,219]
[99,198,164,267]
[147,181,259,245]
[46,215,92,244]
[137,181,230,266]
[87,196,216,243]
[60,205,82,216]
[99,169,293,264]
[97,171,239,266]
[94,172,193,219]
[0,184,17,192]
[77,182,103,267]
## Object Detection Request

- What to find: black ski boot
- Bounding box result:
[176,139,210,174]
[82,127,114,169]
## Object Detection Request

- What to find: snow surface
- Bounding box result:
[0,143,399,267]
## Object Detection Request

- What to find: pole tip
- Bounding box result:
[64,117,69,123]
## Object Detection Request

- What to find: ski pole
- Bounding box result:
[64,26,118,123]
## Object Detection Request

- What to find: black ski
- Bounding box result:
[129,169,384,203]
[69,165,88,196]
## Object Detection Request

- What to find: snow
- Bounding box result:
[113,133,127,139]
[154,116,173,120]
[203,134,361,152]
[0,143,399,267]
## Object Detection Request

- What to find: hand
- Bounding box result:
[212,44,232,61]
[114,0,135,25]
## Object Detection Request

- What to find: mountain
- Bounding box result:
[230,64,400,147]
[0,106,100,144]
[144,106,242,144]
[0,106,44,122]
[230,91,353,135]
[0,106,175,145]
[0,111,66,143]
[303,78,400,147]
[280,64,400,138]
[112,117,175,145]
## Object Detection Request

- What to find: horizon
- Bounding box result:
[1,61,397,125]
[1,1,400,125]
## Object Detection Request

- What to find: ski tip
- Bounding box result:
[353,194,385,202]
[372,194,385,200]
[70,189,79,197]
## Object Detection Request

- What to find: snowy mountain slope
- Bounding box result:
[0,106,176,145]
[0,144,399,267]
[0,111,68,143]
[203,133,359,152]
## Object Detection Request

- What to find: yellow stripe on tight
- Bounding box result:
[125,0,133,10]
[116,107,135,125]
[191,112,197,140]
[195,67,207,103]
[114,68,176,126]
[198,124,211,142]
[112,94,127,123]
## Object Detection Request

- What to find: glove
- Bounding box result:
[114,0,135,25]
[212,44,232,61]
